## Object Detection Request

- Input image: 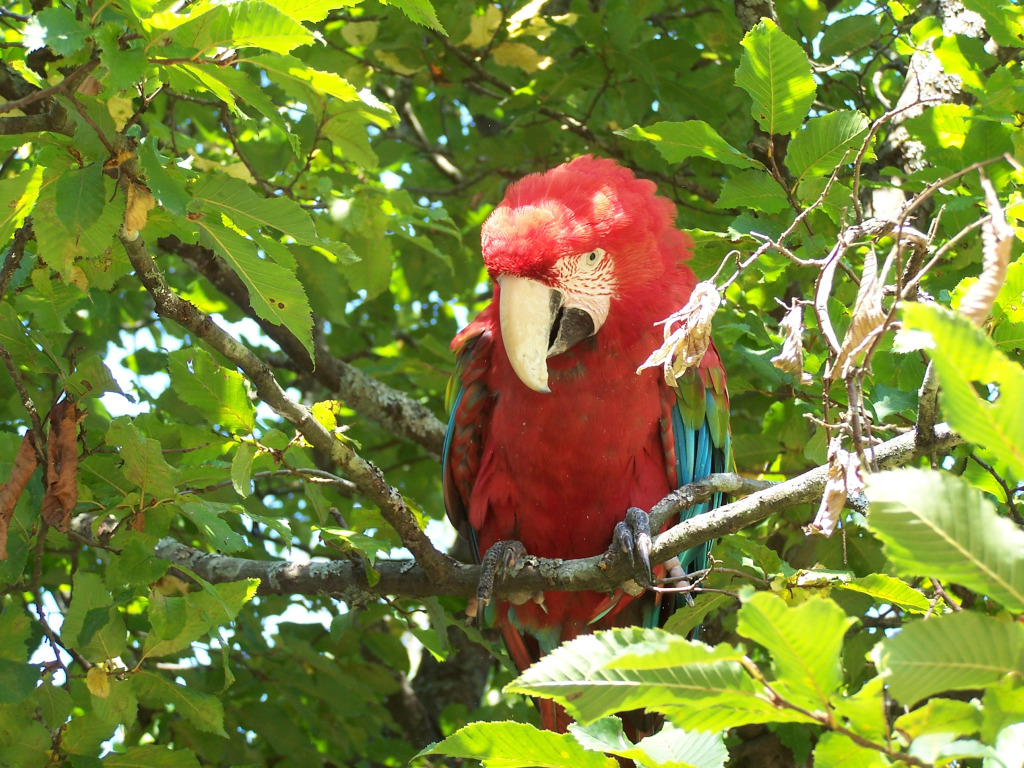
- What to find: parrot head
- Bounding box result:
[481,155,694,393]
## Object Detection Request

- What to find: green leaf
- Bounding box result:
[0,607,31,662]
[812,731,891,767]
[618,121,761,169]
[107,537,170,588]
[260,0,354,22]
[865,469,1024,612]
[166,1,314,54]
[839,574,930,614]
[819,14,887,59]
[194,219,313,358]
[231,442,258,498]
[61,572,128,662]
[872,612,1024,705]
[736,593,855,711]
[570,718,728,768]
[715,169,790,213]
[0,167,44,249]
[418,721,617,768]
[168,347,256,434]
[507,628,787,728]
[106,417,178,499]
[786,110,870,181]
[893,698,983,740]
[961,0,1024,47]
[144,579,258,659]
[179,500,247,553]
[899,302,1024,480]
[379,0,446,33]
[32,681,73,729]
[0,660,38,704]
[734,19,816,135]
[663,592,733,636]
[102,745,202,768]
[36,5,89,56]
[66,355,123,399]
[133,670,227,737]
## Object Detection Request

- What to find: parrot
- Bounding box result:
[442,156,730,731]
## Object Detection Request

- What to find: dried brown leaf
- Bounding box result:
[0,431,40,560]
[835,249,887,378]
[40,400,81,531]
[123,182,155,239]
[960,177,1013,326]
[771,303,812,384]
[806,436,864,537]
[637,281,721,384]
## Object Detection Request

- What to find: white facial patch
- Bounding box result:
[551,248,615,332]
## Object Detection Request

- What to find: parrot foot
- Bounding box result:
[608,507,653,589]
[475,540,541,620]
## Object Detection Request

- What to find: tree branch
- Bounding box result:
[158,236,447,457]
[120,231,455,583]
[151,423,962,601]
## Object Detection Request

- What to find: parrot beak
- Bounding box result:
[498,275,597,393]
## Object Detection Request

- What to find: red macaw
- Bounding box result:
[443,156,730,730]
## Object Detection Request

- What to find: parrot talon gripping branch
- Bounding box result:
[443,155,731,731]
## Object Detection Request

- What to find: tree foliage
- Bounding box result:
[0,0,1022,766]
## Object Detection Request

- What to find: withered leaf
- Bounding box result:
[0,431,40,560]
[40,400,82,531]
[960,177,1013,327]
[123,182,155,238]
[637,281,721,384]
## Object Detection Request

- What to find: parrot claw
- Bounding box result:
[610,507,653,587]
[476,540,529,623]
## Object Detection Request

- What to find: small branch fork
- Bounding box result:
[137,424,962,602]
[118,231,456,584]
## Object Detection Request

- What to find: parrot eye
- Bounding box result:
[580,248,605,270]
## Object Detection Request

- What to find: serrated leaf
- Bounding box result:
[191,173,321,247]
[663,592,732,637]
[839,574,930,614]
[894,698,983,740]
[103,745,202,768]
[195,219,313,358]
[379,0,446,33]
[899,302,1024,480]
[507,627,778,727]
[734,19,816,135]
[0,660,38,704]
[0,166,44,249]
[106,417,178,499]
[819,14,887,59]
[570,718,728,768]
[167,1,314,54]
[168,347,256,434]
[133,670,227,737]
[866,469,1024,612]
[813,731,891,767]
[737,593,855,711]
[787,110,870,181]
[144,579,258,658]
[418,721,616,768]
[179,500,247,553]
[618,121,761,169]
[54,162,105,233]
[231,442,258,498]
[873,612,1024,705]
[715,169,790,213]
[107,537,170,588]
[962,0,1024,48]
[36,5,89,56]
[61,572,127,662]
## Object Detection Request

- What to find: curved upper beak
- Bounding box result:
[497,275,596,393]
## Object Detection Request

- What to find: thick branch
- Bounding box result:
[120,232,455,583]
[153,423,962,600]
[159,237,447,457]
